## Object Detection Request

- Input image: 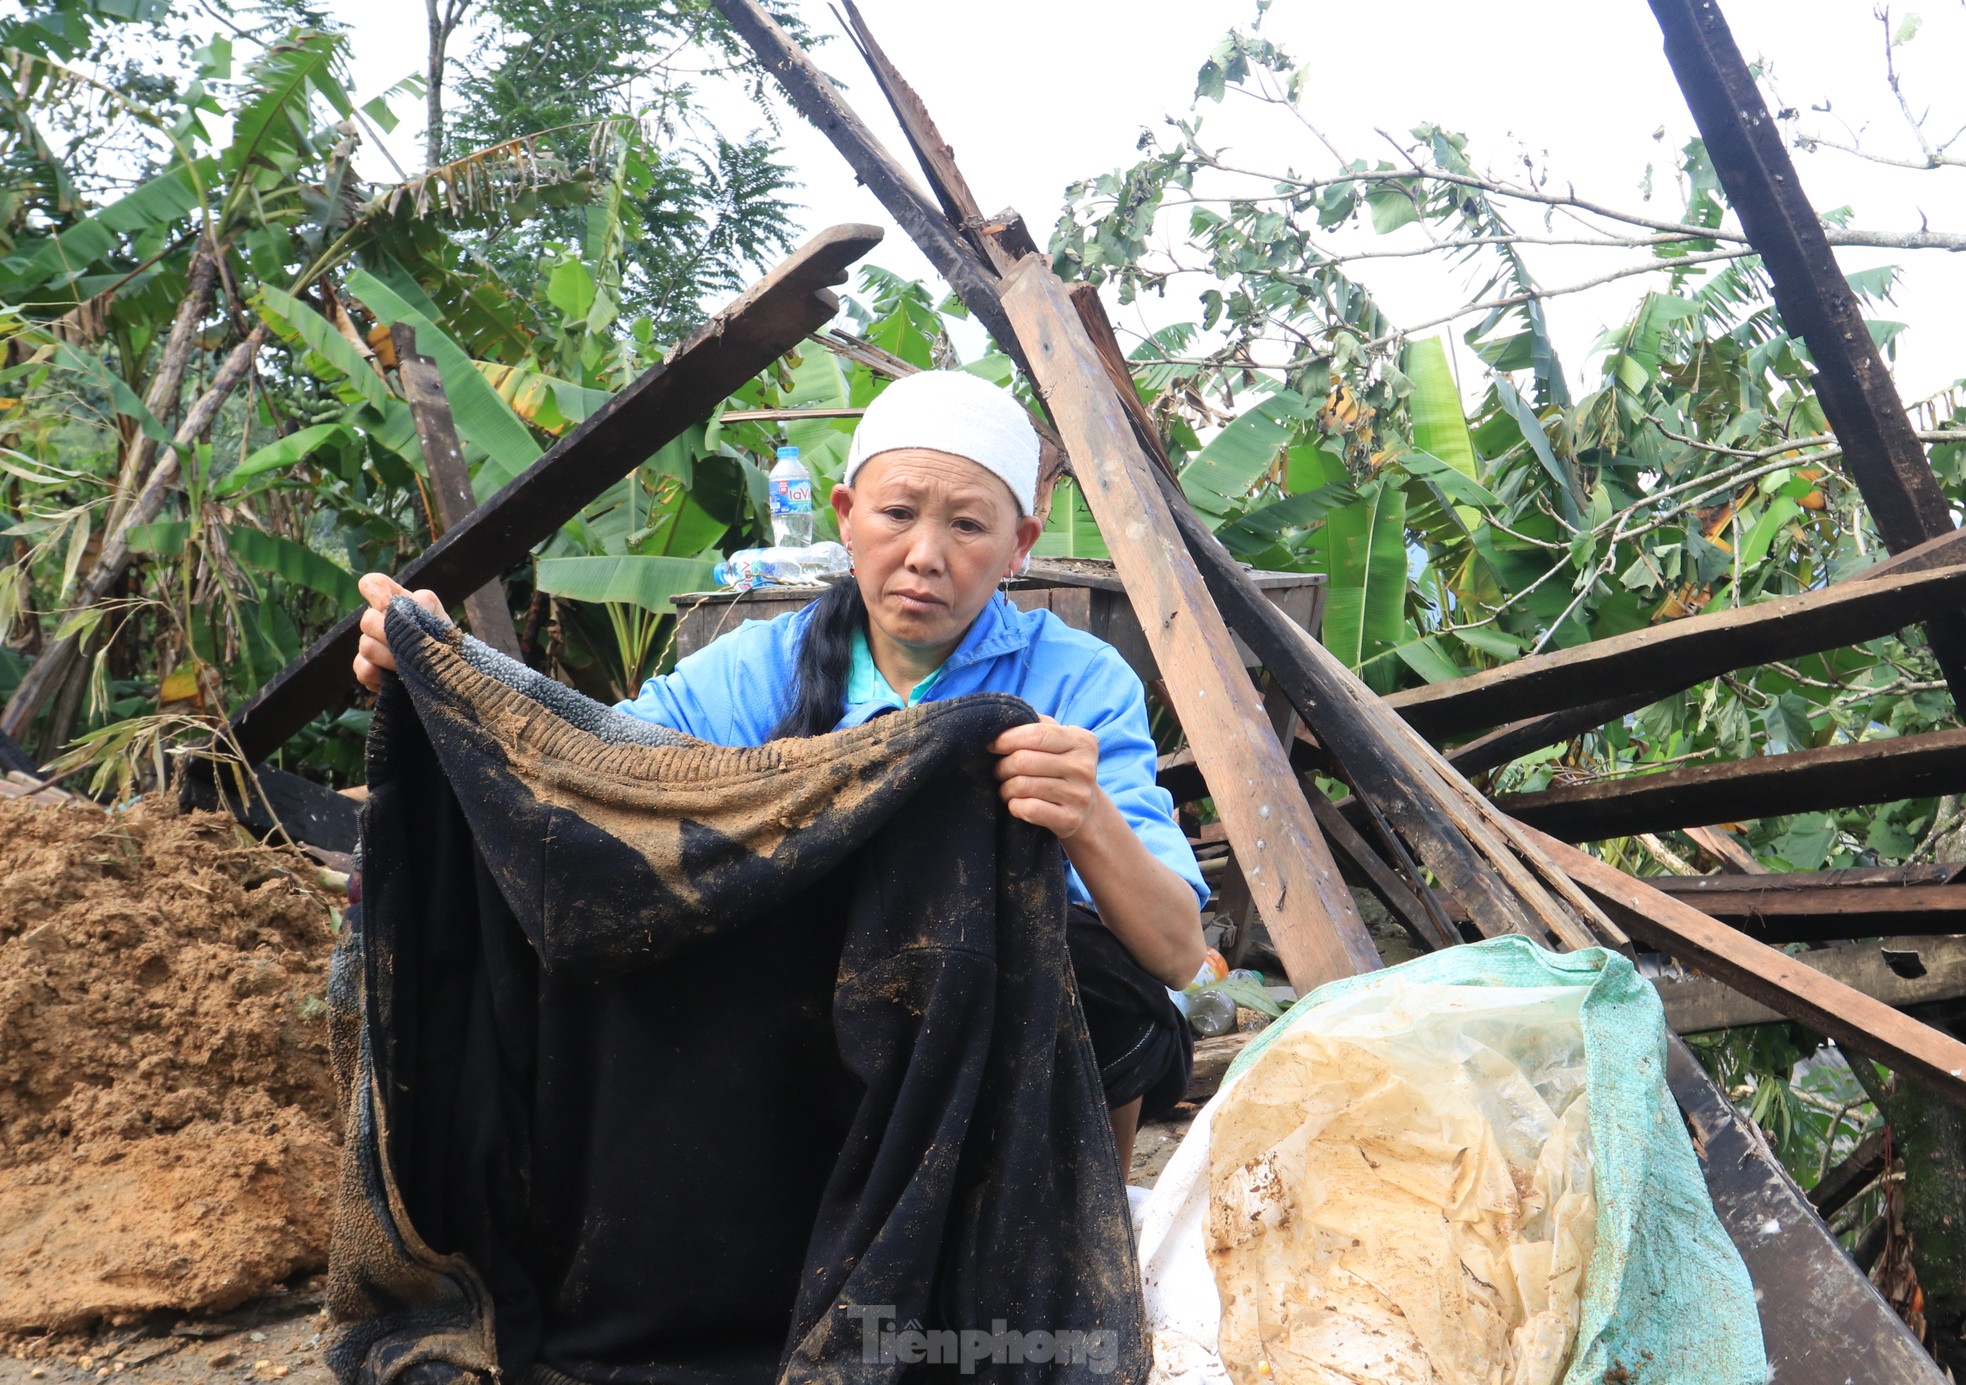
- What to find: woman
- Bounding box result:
[354,370,1206,1168]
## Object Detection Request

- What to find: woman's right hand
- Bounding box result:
[354,573,447,692]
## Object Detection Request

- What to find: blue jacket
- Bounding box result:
[617,592,1209,912]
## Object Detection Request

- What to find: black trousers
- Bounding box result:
[1065,905,1193,1122]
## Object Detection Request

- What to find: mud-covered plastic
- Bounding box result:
[1137,934,1766,1385]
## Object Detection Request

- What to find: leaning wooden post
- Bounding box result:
[390,324,526,660]
[1000,257,1381,988]
[1650,0,1966,705]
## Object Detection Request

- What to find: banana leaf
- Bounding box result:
[216,422,359,495]
[346,268,542,494]
[1034,478,1108,559]
[224,32,350,192]
[535,553,718,615]
[51,342,170,443]
[1178,390,1305,525]
[1401,336,1479,485]
[255,284,391,414]
[779,346,857,494]
[477,360,610,436]
[225,524,362,608]
[1494,376,1582,525]
[1320,481,1408,689]
[125,520,189,555]
[0,159,211,297]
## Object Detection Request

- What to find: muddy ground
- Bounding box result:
[0,795,343,1363]
[0,1113,1204,1385]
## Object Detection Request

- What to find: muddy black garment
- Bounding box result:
[326,600,1146,1385]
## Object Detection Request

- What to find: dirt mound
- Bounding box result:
[0,798,342,1333]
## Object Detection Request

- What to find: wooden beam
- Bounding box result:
[225,224,882,764]
[1441,547,1966,775]
[1528,824,1966,1105]
[1663,1039,1948,1385]
[1680,824,1767,874]
[1304,781,1460,953]
[1809,1128,1888,1220]
[834,0,1042,272]
[999,258,1381,988]
[1866,524,1966,580]
[1497,726,1966,842]
[706,0,1026,376]
[1649,869,1966,943]
[390,325,525,661]
[1650,0,1966,705]
[1660,863,1966,892]
[1389,562,1966,742]
[1654,934,1966,1033]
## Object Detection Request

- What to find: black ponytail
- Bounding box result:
[769,578,865,739]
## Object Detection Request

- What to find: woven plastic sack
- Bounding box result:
[1137,935,1766,1385]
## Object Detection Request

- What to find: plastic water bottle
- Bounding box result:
[1187,989,1239,1038]
[768,445,813,547]
[712,541,848,592]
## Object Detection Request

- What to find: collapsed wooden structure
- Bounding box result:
[159,0,1964,1378]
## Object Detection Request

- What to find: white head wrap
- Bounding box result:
[844,371,1039,515]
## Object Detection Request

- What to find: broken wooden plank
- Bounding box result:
[1389,562,1966,743]
[707,0,1026,375]
[1304,781,1460,954]
[1680,824,1767,874]
[1497,726,1966,842]
[225,223,882,763]
[390,324,525,660]
[1527,824,1966,1105]
[1810,1127,1889,1220]
[1649,879,1966,944]
[1654,934,1966,1033]
[0,767,80,806]
[1441,552,1966,775]
[1184,1032,1255,1105]
[1000,256,1381,989]
[1663,863,1966,892]
[834,0,1040,273]
[1650,0,1966,706]
[1663,1037,1947,1385]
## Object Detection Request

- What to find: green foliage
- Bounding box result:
[445,0,803,341]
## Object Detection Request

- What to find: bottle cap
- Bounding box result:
[775,445,799,461]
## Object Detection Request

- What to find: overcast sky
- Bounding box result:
[335,0,1966,405]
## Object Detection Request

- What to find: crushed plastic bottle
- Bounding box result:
[1187,988,1239,1038]
[768,445,814,547]
[712,541,849,592]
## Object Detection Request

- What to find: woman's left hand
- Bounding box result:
[988,715,1102,840]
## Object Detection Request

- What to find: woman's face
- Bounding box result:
[833,448,1043,655]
